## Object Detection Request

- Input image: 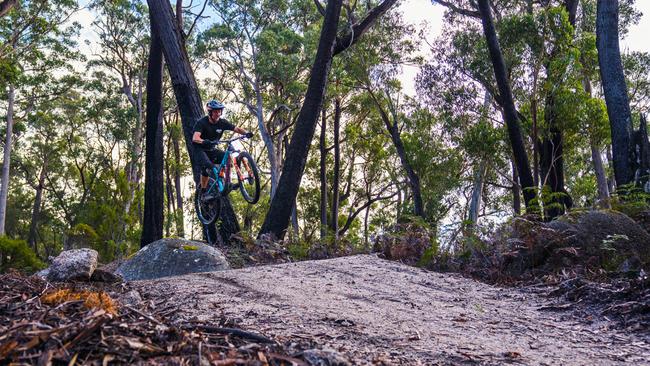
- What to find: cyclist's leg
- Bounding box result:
[210,149,225,166]
[194,150,212,189]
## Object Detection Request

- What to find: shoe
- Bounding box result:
[201,189,217,203]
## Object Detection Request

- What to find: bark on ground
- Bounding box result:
[136,255,650,365]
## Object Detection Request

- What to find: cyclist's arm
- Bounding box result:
[233,127,248,135]
[192,131,204,144]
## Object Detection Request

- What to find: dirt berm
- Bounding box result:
[136,254,650,365]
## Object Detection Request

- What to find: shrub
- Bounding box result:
[0,236,44,273]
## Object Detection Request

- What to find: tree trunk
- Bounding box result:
[172,117,185,237]
[597,0,634,188]
[0,84,15,236]
[330,98,341,237]
[148,0,239,243]
[537,0,578,220]
[606,145,616,193]
[319,108,328,239]
[512,159,522,215]
[478,0,535,207]
[388,121,423,218]
[539,94,567,219]
[467,159,487,229]
[165,158,173,237]
[582,72,610,206]
[141,20,165,248]
[258,0,343,239]
[28,159,48,251]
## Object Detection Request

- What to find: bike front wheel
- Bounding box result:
[236,152,261,204]
[194,185,222,225]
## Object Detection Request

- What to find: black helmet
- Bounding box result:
[206,99,225,110]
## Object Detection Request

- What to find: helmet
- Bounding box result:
[206,100,225,111]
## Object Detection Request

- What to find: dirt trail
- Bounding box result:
[136,255,650,365]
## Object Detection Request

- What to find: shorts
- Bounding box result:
[195,148,226,176]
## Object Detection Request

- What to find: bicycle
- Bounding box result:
[194,135,261,226]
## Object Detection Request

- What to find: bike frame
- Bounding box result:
[205,137,248,196]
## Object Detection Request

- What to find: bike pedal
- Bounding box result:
[230,183,240,190]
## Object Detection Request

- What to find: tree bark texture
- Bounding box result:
[141,20,165,248]
[0,84,15,236]
[0,0,17,18]
[28,159,48,251]
[148,0,239,243]
[478,0,535,208]
[512,159,522,215]
[258,0,343,239]
[319,108,328,239]
[386,114,424,218]
[597,0,634,188]
[330,99,341,237]
[468,159,487,229]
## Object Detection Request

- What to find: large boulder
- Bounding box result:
[115,238,230,281]
[47,248,99,282]
[498,210,650,277]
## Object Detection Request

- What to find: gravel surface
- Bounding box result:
[136,254,650,365]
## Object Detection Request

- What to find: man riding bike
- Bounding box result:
[192,100,253,201]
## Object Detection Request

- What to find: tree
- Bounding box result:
[597,0,634,188]
[477,0,536,208]
[147,0,240,244]
[259,0,399,239]
[0,0,79,235]
[140,15,164,247]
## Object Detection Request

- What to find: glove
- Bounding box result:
[245,132,254,138]
[202,139,216,147]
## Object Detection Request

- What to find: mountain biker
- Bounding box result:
[192,100,253,201]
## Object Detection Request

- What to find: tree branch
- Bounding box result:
[333,0,398,56]
[433,0,480,18]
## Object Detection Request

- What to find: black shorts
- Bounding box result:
[195,148,226,176]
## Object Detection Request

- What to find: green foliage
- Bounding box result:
[0,237,44,273]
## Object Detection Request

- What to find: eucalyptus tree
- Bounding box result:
[0,0,79,236]
[259,0,399,239]
[89,0,149,219]
[148,0,242,244]
[141,13,164,248]
[597,0,634,188]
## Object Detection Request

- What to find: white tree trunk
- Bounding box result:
[0,85,15,235]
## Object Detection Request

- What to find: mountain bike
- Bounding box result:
[194,135,261,225]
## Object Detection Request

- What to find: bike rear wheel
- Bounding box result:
[236,152,260,204]
[194,185,222,225]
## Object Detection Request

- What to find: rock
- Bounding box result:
[35,268,50,280]
[303,349,351,366]
[47,248,99,282]
[120,289,143,306]
[498,210,650,276]
[90,268,122,283]
[115,238,230,281]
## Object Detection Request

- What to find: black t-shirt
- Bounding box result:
[193,116,235,149]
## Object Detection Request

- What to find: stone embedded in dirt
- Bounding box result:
[302,348,351,366]
[120,289,143,306]
[115,238,230,281]
[47,248,99,282]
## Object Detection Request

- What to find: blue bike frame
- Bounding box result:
[203,151,229,198]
